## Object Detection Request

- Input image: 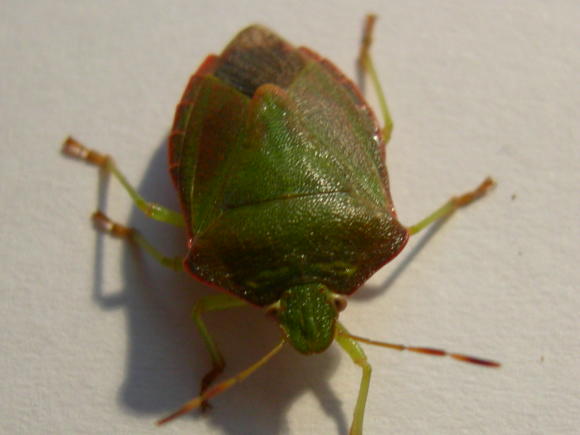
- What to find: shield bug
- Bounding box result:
[63,15,499,435]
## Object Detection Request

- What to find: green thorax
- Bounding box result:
[169,25,408,307]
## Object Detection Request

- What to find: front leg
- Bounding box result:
[191,293,248,410]
[335,322,372,435]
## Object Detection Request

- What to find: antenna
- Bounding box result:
[345,333,500,367]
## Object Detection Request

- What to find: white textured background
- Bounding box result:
[1,1,578,434]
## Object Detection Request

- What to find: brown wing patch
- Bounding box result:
[214,25,306,97]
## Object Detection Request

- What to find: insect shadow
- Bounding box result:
[90,136,347,434]
[353,218,447,301]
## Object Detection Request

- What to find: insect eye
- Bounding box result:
[333,296,348,312]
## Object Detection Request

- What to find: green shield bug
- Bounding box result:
[63,15,499,435]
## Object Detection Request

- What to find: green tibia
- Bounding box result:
[275,284,338,354]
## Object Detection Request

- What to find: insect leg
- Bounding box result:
[62,136,184,226]
[191,294,248,410]
[407,177,495,235]
[92,210,183,271]
[158,339,284,425]
[358,15,394,143]
[335,322,372,435]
